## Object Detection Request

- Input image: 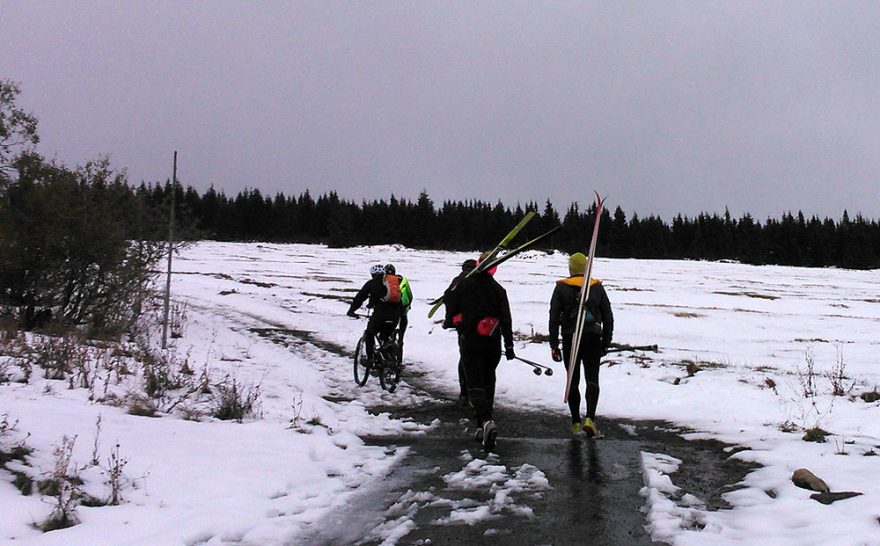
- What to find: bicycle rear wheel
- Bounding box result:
[353,337,371,386]
[378,342,402,392]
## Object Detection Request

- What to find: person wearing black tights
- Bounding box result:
[445,256,514,451]
[549,252,613,436]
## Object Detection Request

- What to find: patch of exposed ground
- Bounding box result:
[713,291,780,300]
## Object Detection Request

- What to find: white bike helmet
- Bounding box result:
[369,264,385,276]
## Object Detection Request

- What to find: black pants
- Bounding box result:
[365,308,400,359]
[398,310,409,342]
[461,338,502,426]
[457,333,468,398]
[563,332,603,423]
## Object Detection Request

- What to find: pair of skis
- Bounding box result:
[427,211,561,318]
[478,192,602,386]
[563,192,605,403]
[425,192,605,394]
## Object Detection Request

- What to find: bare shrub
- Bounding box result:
[0,314,21,341]
[176,403,205,422]
[828,345,854,396]
[0,331,33,383]
[39,435,81,532]
[126,394,158,418]
[17,355,32,383]
[288,388,305,430]
[795,348,817,398]
[29,334,89,381]
[169,301,188,339]
[89,415,102,467]
[104,442,127,506]
[138,346,188,400]
[0,413,13,437]
[1,413,32,461]
[104,346,134,385]
[73,352,98,392]
[212,374,261,422]
[778,420,799,433]
[0,413,34,496]
[802,427,829,443]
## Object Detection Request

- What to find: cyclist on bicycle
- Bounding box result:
[347,264,402,363]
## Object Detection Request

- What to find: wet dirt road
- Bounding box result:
[357,403,657,545]
[253,328,756,546]
[350,400,753,546]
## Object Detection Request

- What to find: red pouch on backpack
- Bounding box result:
[476,317,500,337]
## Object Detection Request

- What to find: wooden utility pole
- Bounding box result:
[161,151,177,349]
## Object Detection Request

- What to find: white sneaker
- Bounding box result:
[482,420,498,451]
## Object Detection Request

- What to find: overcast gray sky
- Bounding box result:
[2,1,879,220]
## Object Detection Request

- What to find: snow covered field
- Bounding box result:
[2,241,879,545]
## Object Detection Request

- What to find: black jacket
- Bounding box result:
[549,276,613,350]
[445,271,514,349]
[349,276,399,315]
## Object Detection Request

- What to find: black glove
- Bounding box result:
[505,346,515,361]
[346,309,357,318]
[550,347,562,362]
[441,318,453,329]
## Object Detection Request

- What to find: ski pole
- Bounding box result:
[514,356,553,376]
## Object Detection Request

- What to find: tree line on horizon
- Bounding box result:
[5,76,876,340]
[140,182,880,270]
[3,77,877,272]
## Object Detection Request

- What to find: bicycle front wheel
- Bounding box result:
[353,337,371,386]
[379,344,402,392]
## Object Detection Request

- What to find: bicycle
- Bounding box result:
[352,314,403,392]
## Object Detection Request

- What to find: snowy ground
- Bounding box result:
[1,241,879,545]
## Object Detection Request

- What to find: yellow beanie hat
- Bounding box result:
[569,252,587,276]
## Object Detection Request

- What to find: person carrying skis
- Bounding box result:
[445,253,515,451]
[549,252,614,436]
[384,263,413,345]
[347,264,402,363]
[442,258,478,406]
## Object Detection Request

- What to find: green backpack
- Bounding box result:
[399,276,413,310]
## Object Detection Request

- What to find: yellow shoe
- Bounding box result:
[571,422,583,434]
[583,418,599,437]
